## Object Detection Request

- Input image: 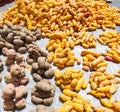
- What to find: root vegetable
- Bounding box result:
[44,68,54,78]
[15,98,26,109]
[3,100,15,111]
[31,95,43,104]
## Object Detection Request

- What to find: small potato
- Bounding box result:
[4,72,17,83]
[5,42,14,49]
[0,41,5,48]
[15,53,24,62]
[35,80,52,92]
[3,100,15,111]
[2,83,15,96]
[10,64,21,76]
[43,97,53,106]
[36,105,55,112]
[26,36,33,43]
[32,73,42,82]
[18,47,27,54]
[15,85,27,99]
[44,68,54,78]
[5,58,14,65]
[37,69,44,75]
[45,62,51,69]
[2,47,8,55]
[15,98,26,109]
[31,95,43,104]
[38,57,46,68]
[6,49,16,59]
[32,63,39,71]
[6,33,14,42]
[19,75,29,85]
[13,39,24,46]
[1,92,13,100]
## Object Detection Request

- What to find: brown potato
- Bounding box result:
[32,73,42,82]
[3,100,15,111]
[2,83,15,96]
[43,97,53,106]
[31,95,43,104]
[10,64,21,76]
[4,72,17,83]
[15,85,27,99]
[15,98,26,109]
[19,75,29,85]
[44,68,54,78]
[6,49,16,59]
[35,80,52,92]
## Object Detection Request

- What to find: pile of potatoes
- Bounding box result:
[27,43,47,64]
[4,49,25,69]
[55,67,88,92]
[4,64,29,86]
[31,79,55,106]
[88,72,119,99]
[0,22,42,54]
[30,105,56,112]
[72,31,97,49]
[2,83,27,111]
[58,89,94,112]
[81,50,107,72]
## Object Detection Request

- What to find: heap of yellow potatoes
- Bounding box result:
[55,68,88,92]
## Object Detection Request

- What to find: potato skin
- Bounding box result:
[15,98,26,109]
[31,95,43,104]
[35,80,52,92]
[44,68,54,78]
[3,100,15,111]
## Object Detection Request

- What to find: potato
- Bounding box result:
[18,47,27,54]
[0,41,5,48]
[3,100,15,111]
[10,64,21,76]
[26,36,33,43]
[15,85,27,99]
[4,72,16,83]
[35,80,52,92]
[31,95,43,104]
[38,57,46,68]
[44,62,51,69]
[15,98,26,109]
[2,83,15,96]
[37,69,44,75]
[13,39,24,46]
[6,33,14,42]
[36,105,55,112]
[6,49,16,59]
[43,97,53,106]
[18,75,29,85]
[44,68,54,78]
[15,53,24,62]
[32,73,42,82]
[2,47,8,55]
[33,90,52,98]
[5,42,14,49]
[32,63,39,71]
[1,92,13,100]
[5,58,14,65]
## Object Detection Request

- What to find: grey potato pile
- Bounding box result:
[2,84,27,110]
[0,22,42,54]
[31,79,55,106]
